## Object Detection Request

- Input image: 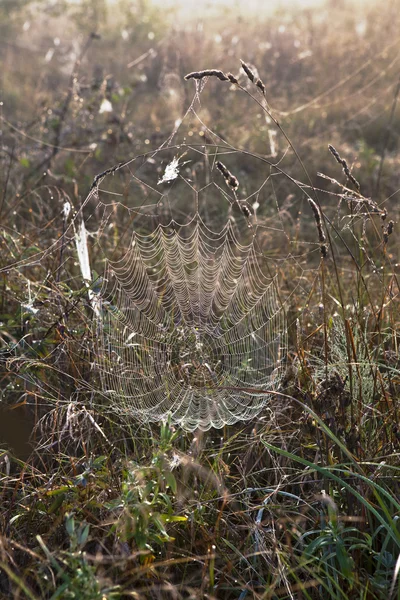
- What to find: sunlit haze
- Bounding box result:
[107,0,326,17]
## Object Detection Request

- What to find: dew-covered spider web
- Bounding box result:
[66,78,294,431]
[94,214,285,431]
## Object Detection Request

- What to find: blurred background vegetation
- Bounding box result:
[2,0,400,199]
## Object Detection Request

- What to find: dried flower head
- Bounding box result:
[328,144,360,191]
[216,161,239,190]
[309,197,328,258]
[240,60,256,83]
[227,73,239,85]
[383,220,394,244]
[256,79,266,93]
[240,202,252,218]
[184,70,229,82]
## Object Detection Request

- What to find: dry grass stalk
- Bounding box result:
[184,69,239,86]
[184,69,229,82]
[240,60,256,83]
[227,73,239,84]
[216,160,239,190]
[328,144,360,191]
[241,60,266,94]
[383,220,394,244]
[239,202,252,218]
[309,198,328,258]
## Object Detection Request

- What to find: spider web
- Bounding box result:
[95,215,284,431]
[65,80,293,431]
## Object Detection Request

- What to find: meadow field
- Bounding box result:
[0,0,399,597]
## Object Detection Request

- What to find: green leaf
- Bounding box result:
[164,471,177,494]
[161,514,187,523]
[65,513,75,537]
[336,540,354,581]
[46,486,70,497]
[48,493,65,515]
[79,523,90,546]
[152,514,170,539]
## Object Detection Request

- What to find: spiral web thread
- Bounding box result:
[81,83,288,431]
[94,215,284,431]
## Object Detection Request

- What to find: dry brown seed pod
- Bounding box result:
[383,220,394,244]
[216,161,239,190]
[328,144,360,191]
[256,79,266,93]
[240,203,252,218]
[227,73,239,84]
[309,197,328,258]
[240,60,256,83]
[184,70,229,82]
